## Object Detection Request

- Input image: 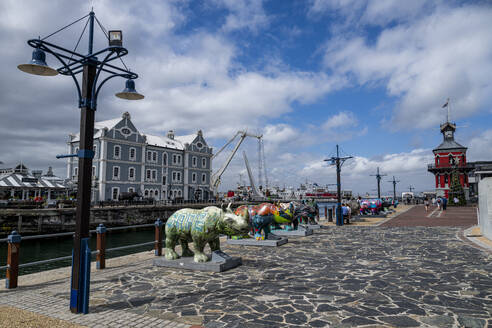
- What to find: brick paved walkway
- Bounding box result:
[380,205,478,227]
[2,224,491,327]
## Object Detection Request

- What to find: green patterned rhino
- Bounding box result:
[164,204,249,262]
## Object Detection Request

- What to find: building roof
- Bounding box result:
[176,134,197,146]
[0,172,67,189]
[145,134,184,150]
[433,139,467,152]
[72,118,121,142]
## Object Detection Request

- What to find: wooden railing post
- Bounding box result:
[6,230,21,289]
[96,224,106,269]
[155,218,163,256]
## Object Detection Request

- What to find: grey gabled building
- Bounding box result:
[67,112,213,202]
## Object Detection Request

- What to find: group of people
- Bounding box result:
[424,196,448,211]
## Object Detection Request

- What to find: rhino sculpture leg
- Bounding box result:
[209,237,221,252]
[164,233,180,260]
[180,238,194,257]
[193,238,209,262]
[263,224,272,240]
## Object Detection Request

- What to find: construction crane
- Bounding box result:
[210,130,262,195]
[243,151,265,200]
[258,138,268,192]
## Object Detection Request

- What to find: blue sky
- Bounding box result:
[1,0,492,195]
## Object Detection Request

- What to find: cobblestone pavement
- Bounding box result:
[2,225,490,327]
[381,205,477,227]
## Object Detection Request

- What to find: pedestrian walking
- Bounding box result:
[453,197,459,205]
[424,198,429,212]
[437,197,441,210]
[442,197,447,211]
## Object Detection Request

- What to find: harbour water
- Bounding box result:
[0,228,155,279]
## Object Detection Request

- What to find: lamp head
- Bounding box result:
[115,79,144,100]
[18,48,58,76]
[109,30,123,47]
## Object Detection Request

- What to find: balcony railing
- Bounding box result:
[428,163,474,170]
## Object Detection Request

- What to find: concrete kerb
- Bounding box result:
[462,226,492,253]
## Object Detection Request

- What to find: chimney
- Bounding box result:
[167,130,175,140]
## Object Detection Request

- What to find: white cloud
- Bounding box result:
[323,4,492,130]
[467,129,492,161]
[322,111,357,129]
[214,0,269,33]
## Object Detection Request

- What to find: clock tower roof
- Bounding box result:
[433,121,466,153]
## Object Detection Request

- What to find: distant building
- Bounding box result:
[0,164,68,200]
[67,112,213,202]
[428,120,492,200]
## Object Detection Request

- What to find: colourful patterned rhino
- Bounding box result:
[164,204,249,262]
[235,202,296,240]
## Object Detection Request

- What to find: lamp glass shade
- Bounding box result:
[115,79,144,100]
[109,30,123,47]
[17,48,58,76]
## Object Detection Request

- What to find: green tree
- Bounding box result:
[449,170,466,206]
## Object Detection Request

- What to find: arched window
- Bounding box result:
[144,190,149,197]
[449,154,454,166]
[114,145,121,159]
[163,153,167,165]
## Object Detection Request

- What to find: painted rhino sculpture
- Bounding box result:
[164,204,249,262]
[293,202,318,225]
[235,202,295,240]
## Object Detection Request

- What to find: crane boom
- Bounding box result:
[210,130,262,194]
[243,151,264,198]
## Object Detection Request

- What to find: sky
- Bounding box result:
[1,0,492,196]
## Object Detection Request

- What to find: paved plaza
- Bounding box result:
[1,206,491,327]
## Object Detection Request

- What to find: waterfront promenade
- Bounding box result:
[1,206,491,327]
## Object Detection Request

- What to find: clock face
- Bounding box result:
[121,128,131,136]
[445,130,453,138]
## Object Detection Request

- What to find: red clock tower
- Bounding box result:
[428,121,472,199]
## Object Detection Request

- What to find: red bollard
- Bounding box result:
[155,218,163,256]
[6,230,21,289]
[324,207,327,219]
[96,224,106,269]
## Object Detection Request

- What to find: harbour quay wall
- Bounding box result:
[0,202,254,237]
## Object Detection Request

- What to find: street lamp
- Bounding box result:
[18,10,143,314]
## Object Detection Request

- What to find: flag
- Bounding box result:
[442,98,449,108]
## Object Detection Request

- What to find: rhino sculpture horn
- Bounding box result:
[227,202,232,212]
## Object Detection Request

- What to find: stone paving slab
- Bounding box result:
[1,225,492,327]
[381,205,478,227]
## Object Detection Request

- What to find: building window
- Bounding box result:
[177,190,182,197]
[112,187,119,200]
[162,175,166,185]
[153,152,157,162]
[128,187,134,193]
[202,158,206,168]
[155,190,159,198]
[75,147,79,156]
[173,154,177,165]
[147,151,152,161]
[129,147,136,161]
[113,166,120,180]
[449,155,454,166]
[152,170,157,181]
[93,145,97,158]
[163,153,167,165]
[73,167,78,178]
[146,169,151,180]
[202,173,206,184]
[178,155,182,164]
[129,167,135,180]
[192,156,197,167]
[177,172,181,182]
[436,157,440,165]
[144,190,149,197]
[444,174,448,185]
[192,173,196,183]
[92,166,96,177]
[114,145,121,159]
[172,172,181,182]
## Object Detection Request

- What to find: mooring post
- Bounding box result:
[96,224,106,269]
[6,230,21,289]
[328,208,333,222]
[324,207,327,220]
[155,218,163,256]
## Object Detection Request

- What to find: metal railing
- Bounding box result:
[0,220,164,288]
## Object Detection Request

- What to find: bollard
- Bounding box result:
[328,208,333,222]
[155,218,163,256]
[96,224,106,269]
[6,230,21,289]
[324,207,328,220]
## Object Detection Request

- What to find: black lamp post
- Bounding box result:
[18,10,143,314]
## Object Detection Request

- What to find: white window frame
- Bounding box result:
[129,147,136,161]
[177,155,182,165]
[192,156,197,167]
[152,169,157,181]
[112,187,120,200]
[162,175,167,185]
[114,145,121,159]
[163,153,167,166]
[177,190,182,197]
[93,145,97,158]
[144,189,149,197]
[202,158,206,168]
[113,166,120,180]
[192,173,197,183]
[152,151,157,162]
[202,173,206,184]
[129,167,135,181]
[73,167,78,178]
[128,187,134,193]
[173,154,177,165]
[146,169,151,181]
[92,166,96,178]
[177,172,181,182]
